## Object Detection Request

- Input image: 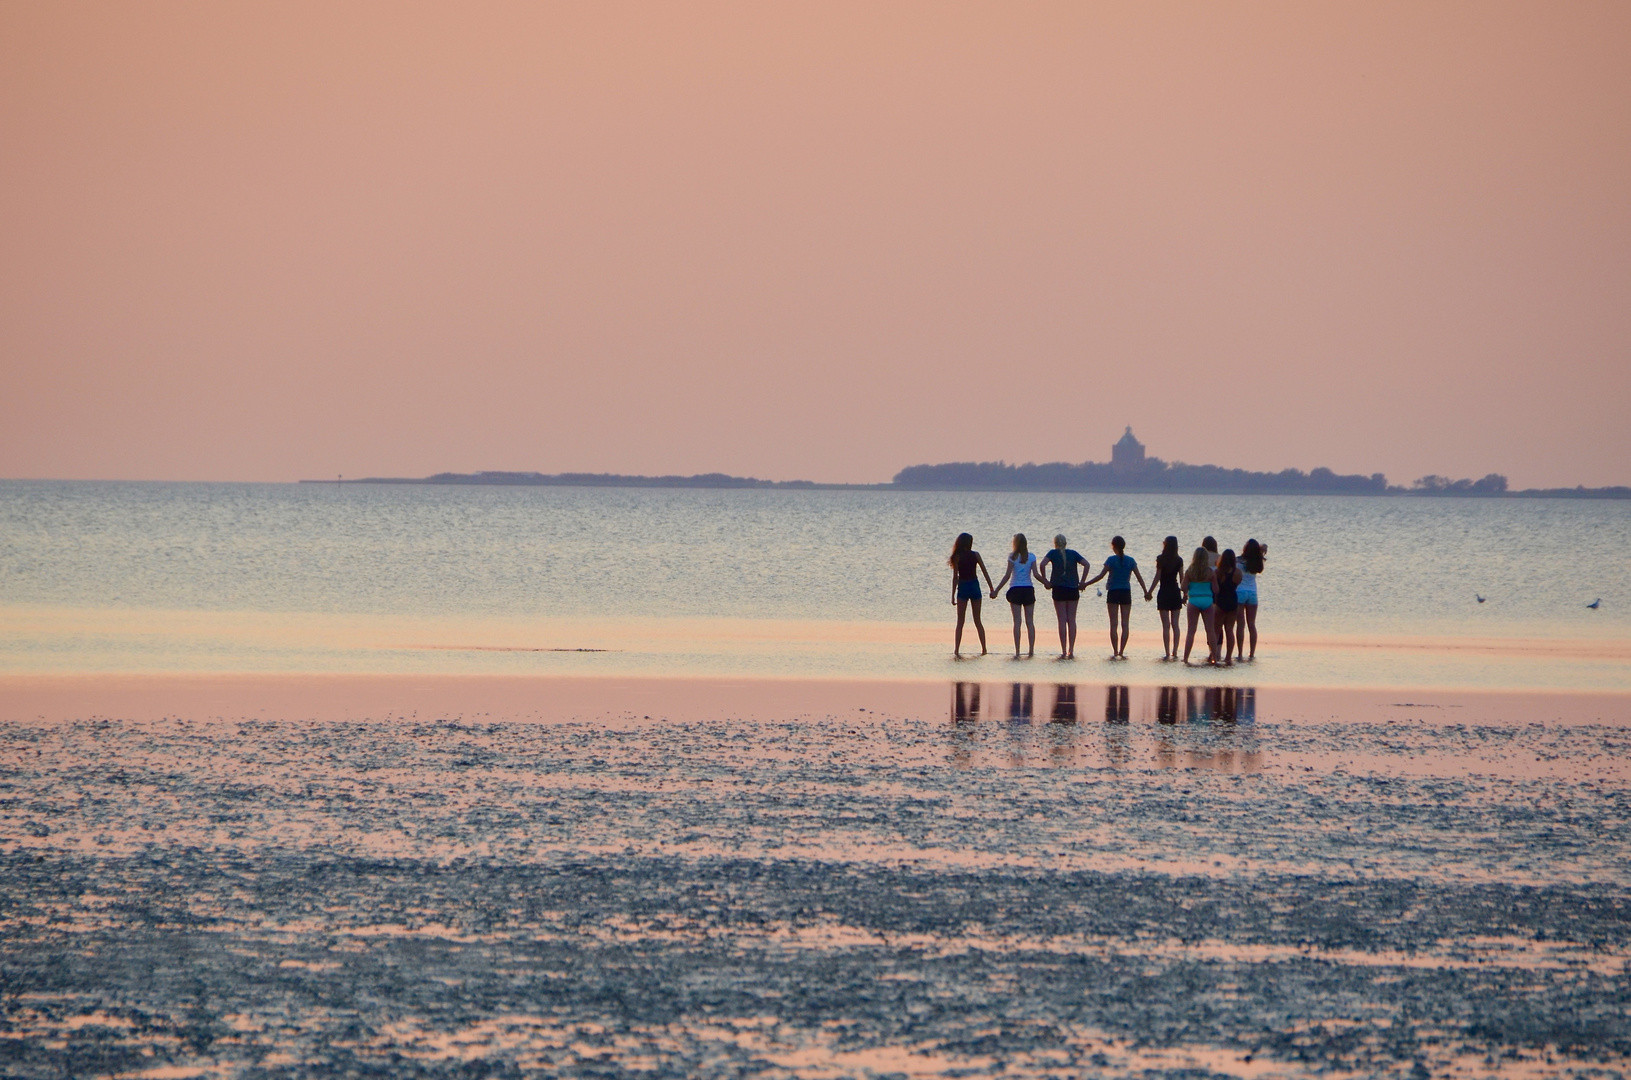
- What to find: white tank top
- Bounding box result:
[1010,553,1036,588]
[1239,569,1258,593]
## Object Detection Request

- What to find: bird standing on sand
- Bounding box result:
[1476,595,1486,604]
[1587,598,1601,609]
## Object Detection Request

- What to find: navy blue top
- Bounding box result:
[1045,548,1086,588]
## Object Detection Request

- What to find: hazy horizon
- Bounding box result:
[0,429,1607,490]
[4,2,1629,488]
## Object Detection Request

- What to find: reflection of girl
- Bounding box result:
[1237,539,1266,660]
[1182,547,1218,665]
[989,533,1038,658]
[1037,534,1088,659]
[1150,536,1184,660]
[948,532,993,658]
[1215,549,1241,665]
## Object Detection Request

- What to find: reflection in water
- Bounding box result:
[1103,686,1132,766]
[954,682,981,722]
[1185,686,1258,725]
[1104,685,1130,724]
[945,683,1260,774]
[1232,686,1257,724]
[1007,683,1034,723]
[1050,684,1077,724]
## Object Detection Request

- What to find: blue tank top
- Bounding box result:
[1104,554,1136,591]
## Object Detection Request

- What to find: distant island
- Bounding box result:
[891,429,1631,498]
[332,470,837,489]
[308,429,1630,498]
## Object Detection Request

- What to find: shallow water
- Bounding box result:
[2,481,1628,689]
[2,679,1628,1077]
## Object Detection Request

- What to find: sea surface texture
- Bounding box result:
[2,480,1629,689]
[1,686,1628,1078]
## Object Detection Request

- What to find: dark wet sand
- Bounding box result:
[2,675,1629,1078]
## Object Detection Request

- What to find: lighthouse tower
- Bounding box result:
[1111,426,1146,468]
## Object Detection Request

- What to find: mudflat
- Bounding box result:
[2,675,1628,1077]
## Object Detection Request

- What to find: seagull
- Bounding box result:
[1095,588,1103,598]
[1588,598,1601,609]
[1475,595,1486,604]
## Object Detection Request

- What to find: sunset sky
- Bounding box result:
[2,2,1627,488]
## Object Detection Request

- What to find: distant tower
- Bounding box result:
[1111,426,1146,468]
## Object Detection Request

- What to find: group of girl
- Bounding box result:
[948,532,1266,666]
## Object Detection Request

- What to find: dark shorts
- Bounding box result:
[1006,586,1036,606]
[1052,587,1081,604]
[1106,588,1133,606]
[1157,587,1183,611]
[1217,596,1239,613]
[956,579,984,601]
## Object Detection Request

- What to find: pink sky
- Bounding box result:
[2,2,1628,488]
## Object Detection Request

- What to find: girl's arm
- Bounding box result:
[1081,566,1108,587]
[1132,566,1148,596]
[991,560,1013,597]
[1035,553,1054,589]
[977,554,996,591]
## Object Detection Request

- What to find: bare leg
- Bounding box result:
[1243,604,1258,658]
[1115,604,1131,657]
[1160,609,1177,659]
[1023,603,1036,657]
[1183,605,1201,663]
[955,598,968,657]
[1105,604,1118,655]
[1063,600,1079,657]
[970,597,987,654]
[1010,602,1023,657]
[1221,608,1236,664]
[1203,606,1219,663]
[1054,599,1069,657]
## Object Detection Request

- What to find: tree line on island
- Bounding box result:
[333,466,1627,498]
[329,429,1628,498]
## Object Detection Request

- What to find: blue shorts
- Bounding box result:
[1237,590,1258,606]
[1189,595,1213,611]
[957,579,984,601]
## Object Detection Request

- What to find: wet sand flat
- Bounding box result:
[2,675,1629,1078]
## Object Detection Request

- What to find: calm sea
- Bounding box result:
[2,480,1627,691]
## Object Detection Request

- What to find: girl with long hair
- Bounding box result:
[1237,539,1266,660]
[1036,534,1088,659]
[1181,546,1218,665]
[948,532,993,658]
[1148,535,1184,660]
[1214,548,1241,666]
[989,533,1038,658]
